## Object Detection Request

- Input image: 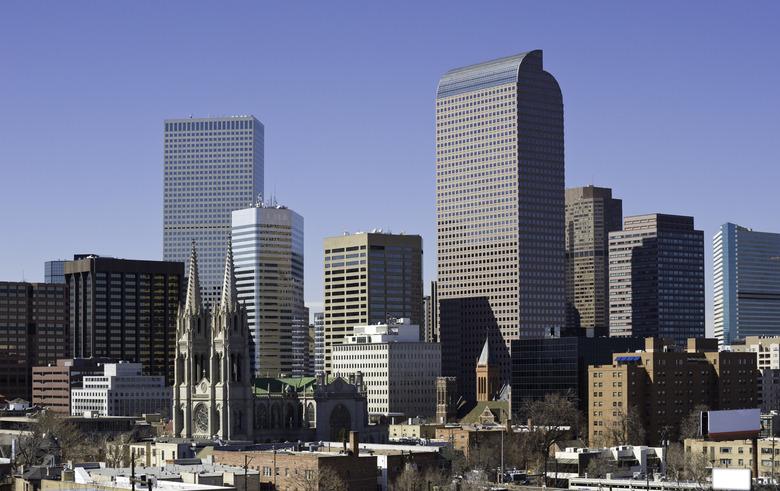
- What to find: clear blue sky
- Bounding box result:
[1,2,778,332]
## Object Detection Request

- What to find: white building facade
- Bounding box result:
[70,362,170,417]
[332,318,440,420]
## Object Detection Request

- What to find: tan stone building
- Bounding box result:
[322,232,423,374]
[588,338,758,445]
[684,437,780,479]
[564,186,622,336]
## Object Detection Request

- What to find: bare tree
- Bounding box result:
[318,466,348,491]
[602,406,646,446]
[585,453,618,478]
[287,465,347,491]
[665,443,686,483]
[679,405,709,441]
[104,433,134,468]
[522,393,578,483]
[15,411,92,467]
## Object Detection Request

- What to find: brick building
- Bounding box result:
[588,338,758,445]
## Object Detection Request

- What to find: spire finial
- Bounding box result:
[477,337,491,366]
[184,241,202,315]
[220,238,238,313]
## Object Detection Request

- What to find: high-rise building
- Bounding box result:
[64,256,183,385]
[423,280,439,342]
[588,338,757,445]
[436,50,565,400]
[331,318,440,419]
[313,312,325,374]
[608,214,705,346]
[510,336,644,418]
[0,282,69,400]
[565,186,622,336]
[44,260,67,284]
[232,203,304,377]
[163,115,264,309]
[713,223,780,346]
[730,336,780,412]
[323,232,423,374]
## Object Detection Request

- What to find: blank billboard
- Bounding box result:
[705,408,760,439]
[713,468,751,491]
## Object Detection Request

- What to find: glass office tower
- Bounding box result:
[163,115,264,309]
[714,223,780,345]
[435,50,565,400]
[232,203,304,377]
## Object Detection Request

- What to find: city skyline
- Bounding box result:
[2,2,780,335]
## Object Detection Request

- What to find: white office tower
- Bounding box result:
[232,202,305,377]
[70,362,170,417]
[332,318,440,420]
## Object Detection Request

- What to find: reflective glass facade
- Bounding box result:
[163,116,264,309]
[436,50,565,400]
[713,223,780,345]
[231,205,304,377]
[45,260,66,284]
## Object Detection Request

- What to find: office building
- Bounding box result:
[313,312,325,374]
[71,361,170,417]
[0,281,69,400]
[163,115,264,309]
[332,318,440,419]
[232,203,304,377]
[730,336,780,412]
[322,232,423,373]
[565,186,622,335]
[588,338,757,445]
[64,256,183,385]
[436,50,565,401]
[44,260,66,284]
[511,336,644,417]
[32,357,113,414]
[713,223,780,346]
[608,214,705,346]
[423,280,439,342]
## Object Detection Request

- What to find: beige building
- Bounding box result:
[685,437,780,479]
[731,336,780,412]
[588,338,758,445]
[435,50,565,401]
[564,186,622,335]
[322,232,423,374]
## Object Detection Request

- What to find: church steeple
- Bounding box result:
[219,238,238,313]
[184,242,202,315]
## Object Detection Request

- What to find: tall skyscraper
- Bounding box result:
[423,280,439,342]
[608,214,705,345]
[564,186,622,336]
[322,232,423,374]
[232,203,304,377]
[435,50,565,400]
[713,223,780,345]
[64,256,183,385]
[163,115,264,309]
[0,281,69,400]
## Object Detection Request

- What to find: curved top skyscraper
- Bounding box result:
[435,50,565,401]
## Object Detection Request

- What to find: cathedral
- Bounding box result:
[173,242,386,444]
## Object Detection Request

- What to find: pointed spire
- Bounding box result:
[184,242,202,315]
[477,337,491,366]
[220,238,238,313]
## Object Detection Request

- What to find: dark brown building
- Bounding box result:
[65,256,183,384]
[32,357,113,414]
[0,282,69,401]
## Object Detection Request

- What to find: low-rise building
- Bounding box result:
[389,422,443,441]
[684,437,780,479]
[71,362,171,417]
[33,358,114,415]
[331,318,440,420]
[550,445,665,484]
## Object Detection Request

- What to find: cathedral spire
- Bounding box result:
[184,242,202,315]
[220,238,238,313]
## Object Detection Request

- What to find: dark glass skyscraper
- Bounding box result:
[714,223,780,345]
[163,116,264,309]
[608,214,705,345]
[436,50,565,400]
[64,256,183,384]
